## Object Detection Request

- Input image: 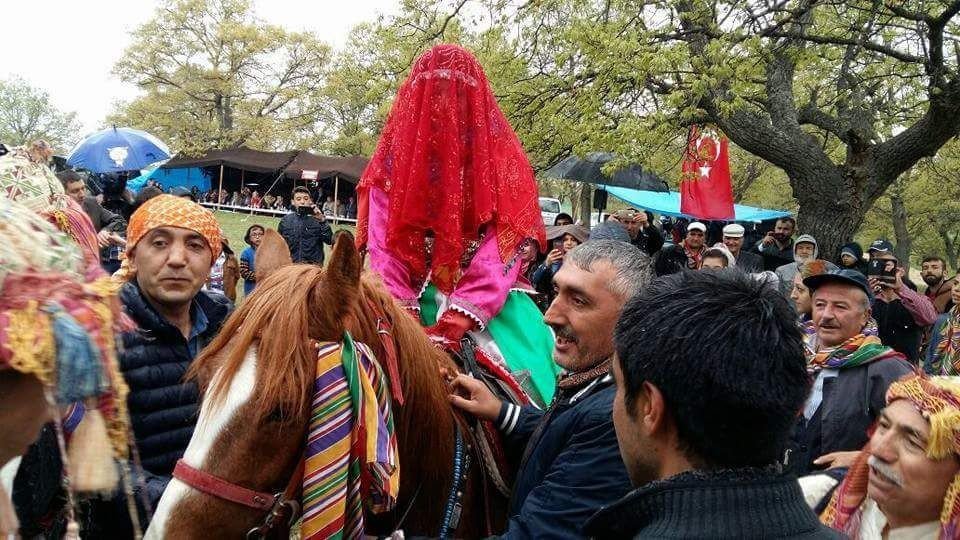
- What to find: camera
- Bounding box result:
[296,204,316,217]
[867,258,898,286]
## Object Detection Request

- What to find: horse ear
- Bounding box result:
[321,233,362,315]
[255,229,292,282]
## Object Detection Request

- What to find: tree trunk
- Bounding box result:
[890,190,912,266]
[790,165,869,262]
[941,229,959,272]
[578,183,592,226]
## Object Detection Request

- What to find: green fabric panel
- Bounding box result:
[487,292,559,405]
[419,283,440,326]
[418,284,559,405]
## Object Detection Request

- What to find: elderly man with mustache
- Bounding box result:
[789,269,913,476]
[801,374,960,539]
[450,240,650,538]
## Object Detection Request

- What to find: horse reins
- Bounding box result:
[172,456,304,538]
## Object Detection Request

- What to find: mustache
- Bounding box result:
[817,318,840,330]
[868,455,903,487]
[552,325,578,342]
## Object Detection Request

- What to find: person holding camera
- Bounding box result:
[278,186,333,265]
[609,208,663,256]
[867,239,937,362]
[753,216,796,270]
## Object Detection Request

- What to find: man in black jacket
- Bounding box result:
[585,270,841,539]
[789,269,913,476]
[278,186,333,265]
[610,208,663,256]
[450,240,649,538]
[57,170,127,270]
[91,195,232,536]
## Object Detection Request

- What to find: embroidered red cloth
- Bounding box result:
[356,44,545,294]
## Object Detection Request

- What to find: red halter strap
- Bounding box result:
[366,298,405,406]
[173,457,304,515]
[173,460,277,510]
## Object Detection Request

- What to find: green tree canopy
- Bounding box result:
[110,0,331,155]
[0,76,82,152]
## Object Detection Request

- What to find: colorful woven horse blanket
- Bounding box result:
[301,333,399,540]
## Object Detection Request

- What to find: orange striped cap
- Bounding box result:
[125,194,222,264]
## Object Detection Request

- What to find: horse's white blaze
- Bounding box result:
[146,347,258,539]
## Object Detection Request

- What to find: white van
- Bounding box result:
[539,197,562,225]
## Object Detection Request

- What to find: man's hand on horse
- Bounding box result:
[448,374,502,422]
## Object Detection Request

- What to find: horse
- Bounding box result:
[146,233,509,538]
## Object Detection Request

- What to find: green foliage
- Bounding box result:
[110,0,331,155]
[0,76,82,152]
[861,140,960,271]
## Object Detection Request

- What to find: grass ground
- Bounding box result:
[212,208,355,300]
[212,208,355,253]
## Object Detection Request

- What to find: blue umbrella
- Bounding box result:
[66,127,170,173]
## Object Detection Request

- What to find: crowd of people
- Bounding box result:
[2,42,960,540]
[199,188,358,219]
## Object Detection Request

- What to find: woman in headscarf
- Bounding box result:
[356,44,558,405]
[532,224,590,306]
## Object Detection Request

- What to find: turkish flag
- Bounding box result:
[680,125,735,220]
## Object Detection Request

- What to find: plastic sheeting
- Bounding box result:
[603,185,791,223]
[129,166,211,194]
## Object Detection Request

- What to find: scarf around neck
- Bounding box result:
[809,328,901,371]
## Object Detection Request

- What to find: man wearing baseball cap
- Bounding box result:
[722,223,763,273]
[788,269,912,475]
[867,239,937,361]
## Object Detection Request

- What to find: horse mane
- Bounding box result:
[354,274,459,413]
[186,264,330,423]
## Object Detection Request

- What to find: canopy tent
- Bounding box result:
[129,166,211,194]
[603,185,791,223]
[282,152,368,183]
[159,148,369,214]
[162,147,299,173]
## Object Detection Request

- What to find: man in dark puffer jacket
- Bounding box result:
[89,195,232,537]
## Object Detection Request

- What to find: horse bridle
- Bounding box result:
[172,456,305,538]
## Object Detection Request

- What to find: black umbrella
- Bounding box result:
[544,152,669,192]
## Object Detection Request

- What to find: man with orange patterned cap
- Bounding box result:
[89,194,232,536]
[802,374,960,539]
[356,44,558,406]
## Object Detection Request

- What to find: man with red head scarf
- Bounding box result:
[356,44,558,405]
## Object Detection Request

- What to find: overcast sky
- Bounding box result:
[0,1,394,134]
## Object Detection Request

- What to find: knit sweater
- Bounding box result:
[584,467,843,539]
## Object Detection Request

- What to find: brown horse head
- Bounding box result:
[148,236,360,538]
[147,235,502,538]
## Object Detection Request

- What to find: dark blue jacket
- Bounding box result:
[495,374,632,539]
[118,280,232,501]
[278,211,333,264]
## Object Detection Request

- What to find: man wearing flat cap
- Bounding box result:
[722,223,763,273]
[789,269,913,476]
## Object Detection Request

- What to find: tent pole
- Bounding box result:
[240,169,244,204]
[333,175,340,225]
[217,164,224,211]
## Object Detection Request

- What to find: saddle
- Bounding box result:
[449,338,531,498]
